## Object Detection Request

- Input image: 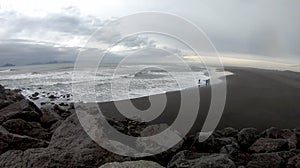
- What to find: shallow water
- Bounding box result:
[0,63,216,103]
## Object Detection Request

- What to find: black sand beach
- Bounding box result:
[100,67,300,133]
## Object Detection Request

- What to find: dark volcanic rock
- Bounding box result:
[40,111,62,129]
[59,102,68,106]
[261,127,283,138]
[53,104,72,119]
[167,150,235,168]
[237,128,259,150]
[99,160,164,168]
[136,123,184,166]
[212,127,239,138]
[0,126,49,155]
[281,130,298,149]
[246,153,284,168]
[277,151,297,162]
[0,85,4,92]
[249,138,290,153]
[261,127,298,149]
[191,135,239,153]
[0,100,42,124]
[0,87,24,110]
[0,99,41,115]
[296,132,300,149]
[287,154,300,168]
[220,143,240,156]
[2,119,51,140]
[48,95,57,99]
[7,111,40,123]
[0,86,24,107]
[32,92,39,97]
[0,114,129,167]
[106,118,147,136]
[220,127,239,138]
[0,100,11,110]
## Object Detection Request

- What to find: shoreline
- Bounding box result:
[5,67,230,106]
[99,66,300,132]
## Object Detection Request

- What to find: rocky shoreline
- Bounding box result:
[0,84,300,168]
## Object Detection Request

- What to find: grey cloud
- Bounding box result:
[121,36,154,48]
[195,0,300,58]
[1,1,300,63]
[0,9,102,38]
[0,39,78,65]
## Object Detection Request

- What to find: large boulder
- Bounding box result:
[213,127,239,138]
[220,127,239,138]
[261,127,283,138]
[136,124,184,166]
[281,130,298,149]
[53,104,73,119]
[0,100,11,110]
[237,128,259,150]
[6,110,41,123]
[140,123,169,137]
[277,151,297,162]
[0,114,129,167]
[167,150,235,168]
[246,153,284,168]
[0,150,25,168]
[261,128,298,149]
[0,126,49,155]
[296,132,300,149]
[220,142,240,156]
[137,123,183,153]
[190,135,239,153]
[287,154,300,168]
[39,111,62,129]
[2,118,51,140]
[99,160,165,168]
[46,114,131,167]
[0,85,24,110]
[0,99,42,124]
[0,99,41,115]
[249,138,289,153]
[0,85,4,92]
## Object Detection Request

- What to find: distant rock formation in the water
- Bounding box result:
[28,60,74,65]
[1,63,15,67]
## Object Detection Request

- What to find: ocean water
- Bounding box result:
[0,63,211,103]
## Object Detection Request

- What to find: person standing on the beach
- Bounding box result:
[198,79,201,85]
[205,78,210,86]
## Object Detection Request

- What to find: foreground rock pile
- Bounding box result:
[0,85,300,168]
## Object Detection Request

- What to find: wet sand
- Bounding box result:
[99,67,300,134]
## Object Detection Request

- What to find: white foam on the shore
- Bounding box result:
[0,64,230,103]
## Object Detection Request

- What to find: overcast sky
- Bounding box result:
[0,0,299,65]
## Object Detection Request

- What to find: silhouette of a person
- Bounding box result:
[205,79,210,86]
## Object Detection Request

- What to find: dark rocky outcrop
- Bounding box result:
[99,160,164,168]
[167,150,235,168]
[0,126,48,155]
[237,128,259,150]
[287,154,300,168]
[2,119,51,140]
[249,138,290,153]
[0,114,129,168]
[246,153,284,168]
